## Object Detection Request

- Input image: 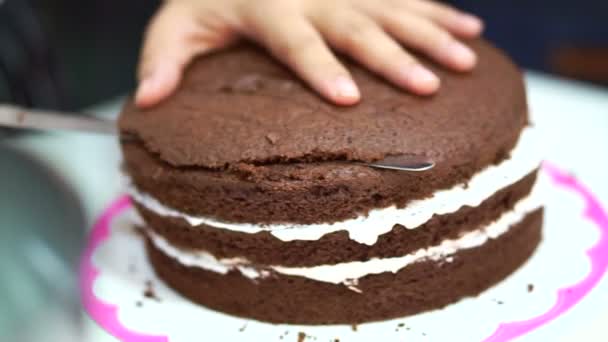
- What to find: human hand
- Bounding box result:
[135,0,483,108]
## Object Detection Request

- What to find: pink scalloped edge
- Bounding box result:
[81,163,608,342]
[79,195,168,342]
[483,161,608,341]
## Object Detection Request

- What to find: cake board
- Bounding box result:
[81,162,608,342]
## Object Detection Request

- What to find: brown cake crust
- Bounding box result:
[120,38,527,224]
[138,170,538,267]
[146,209,542,324]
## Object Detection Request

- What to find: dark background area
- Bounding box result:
[0,0,607,111]
[0,0,159,110]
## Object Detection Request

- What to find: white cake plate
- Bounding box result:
[81,162,608,342]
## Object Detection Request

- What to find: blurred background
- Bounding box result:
[0,1,607,342]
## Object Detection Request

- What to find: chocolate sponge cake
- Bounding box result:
[119,39,542,324]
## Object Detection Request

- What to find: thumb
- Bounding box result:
[135,3,232,108]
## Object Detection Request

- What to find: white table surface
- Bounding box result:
[7,71,608,341]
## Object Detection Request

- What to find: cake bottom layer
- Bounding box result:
[145,209,543,325]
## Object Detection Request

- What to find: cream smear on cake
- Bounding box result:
[130,127,540,245]
[148,187,541,289]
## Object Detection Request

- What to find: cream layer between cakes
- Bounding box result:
[129,127,540,245]
[147,187,541,290]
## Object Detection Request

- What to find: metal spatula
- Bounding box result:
[0,104,434,172]
[0,104,117,135]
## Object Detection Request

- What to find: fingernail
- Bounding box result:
[407,65,440,89]
[460,14,484,33]
[446,41,476,68]
[135,74,158,106]
[334,76,360,100]
[136,79,153,98]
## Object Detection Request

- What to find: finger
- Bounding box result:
[314,11,439,96]
[374,10,476,72]
[406,0,484,38]
[242,11,360,105]
[136,3,232,108]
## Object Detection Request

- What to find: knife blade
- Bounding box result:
[0,104,116,135]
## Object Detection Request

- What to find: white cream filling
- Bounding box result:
[130,127,540,245]
[148,187,541,288]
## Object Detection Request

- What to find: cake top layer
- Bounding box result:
[119,39,527,169]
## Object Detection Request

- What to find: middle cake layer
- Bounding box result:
[128,127,540,267]
[134,170,537,267]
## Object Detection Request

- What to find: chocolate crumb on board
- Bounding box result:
[398,323,405,328]
[133,225,146,238]
[297,332,306,342]
[334,339,340,342]
[143,280,160,301]
[239,323,247,332]
[528,283,534,292]
[135,301,142,307]
[351,325,358,332]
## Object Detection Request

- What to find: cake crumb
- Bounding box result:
[334,339,340,342]
[280,81,295,91]
[232,74,264,93]
[143,280,160,302]
[422,332,427,336]
[297,332,306,342]
[265,133,279,144]
[395,322,407,332]
[239,323,247,332]
[133,226,146,238]
[527,284,534,292]
[152,167,164,179]
[135,301,142,307]
[351,325,358,332]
